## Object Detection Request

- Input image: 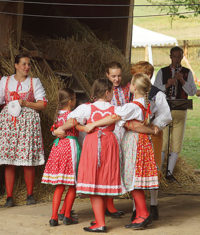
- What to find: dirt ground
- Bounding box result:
[0,193,200,235]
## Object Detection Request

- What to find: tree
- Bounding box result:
[147,0,200,19]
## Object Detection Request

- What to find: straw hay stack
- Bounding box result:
[0,19,199,206]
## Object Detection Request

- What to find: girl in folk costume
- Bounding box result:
[131,61,172,221]
[42,88,80,227]
[54,78,156,232]
[0,54,47,207]
[122,73,159,229]
[85,74,159,230]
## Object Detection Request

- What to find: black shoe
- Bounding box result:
[26,195,36,205]
[83,226,107,233]
[125,215,152,229]
[105,209,124,218]
[90,221,96,226]
[4,197,14,207]
[58,213,64,221]
[150,205,159,220]
[130,210,136,221]
[58,210,77,221]
[49,219,58,227]
[165,174,176,182]
[63,216,78,225]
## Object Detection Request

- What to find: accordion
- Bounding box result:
[167,99,193,110]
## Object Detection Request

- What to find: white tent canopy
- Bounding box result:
[132,25,178,65]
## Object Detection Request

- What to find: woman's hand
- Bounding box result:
[18,99,24,107]
[53,127,66,138]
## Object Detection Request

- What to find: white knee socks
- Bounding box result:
[150,189,158,206]
[161,151,165,170]
[167,152,178,175]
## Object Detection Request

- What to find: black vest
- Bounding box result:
[161,66,189,99]
[149,85,162,101]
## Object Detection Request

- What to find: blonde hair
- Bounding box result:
[131,61,154,79]
[131,73,151,124]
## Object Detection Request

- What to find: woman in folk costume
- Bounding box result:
[54,78,154,232]
[42,88,80,227]
[130,61,172,221]
[104,61,129,217]
[0,53,47,206]
[105,61,131,106]
[85,74,159,230]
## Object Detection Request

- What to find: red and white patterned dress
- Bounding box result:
[42,110,79,185]
[0,76,45,166]
[76,105,122,196]
[121,99,159,191]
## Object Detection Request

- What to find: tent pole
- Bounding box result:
[148,45,153,65]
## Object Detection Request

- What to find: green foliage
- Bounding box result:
[147,0,200,26]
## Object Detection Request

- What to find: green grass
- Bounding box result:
[181,95,200,168]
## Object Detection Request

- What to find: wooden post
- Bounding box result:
[16,1,24,49]
[183,40,188,59]
[145,46,148,61]
[125,0,134,62]
[0,1,24,56]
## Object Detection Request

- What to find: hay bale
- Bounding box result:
[160,157,200,193]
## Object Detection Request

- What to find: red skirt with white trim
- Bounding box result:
[42,138,76,185]
[76,131,122,196]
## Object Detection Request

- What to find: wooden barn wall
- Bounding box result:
[0,1,24,56]
[0,0,134,58]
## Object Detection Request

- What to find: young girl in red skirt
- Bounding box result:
[42,88,80,227]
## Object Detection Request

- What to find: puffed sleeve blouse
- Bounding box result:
[0,75,47,105]
[67,99,145,126]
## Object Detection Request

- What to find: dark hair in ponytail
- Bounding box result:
[91,78,113,101]
[14,53,31,73]
[54,88,75,121]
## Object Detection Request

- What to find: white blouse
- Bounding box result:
[67,99,145,126]
[0,75,46,104]
[150,91,172,129]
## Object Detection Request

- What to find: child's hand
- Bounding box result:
[84,123,96,133]
[153,125,160,135]
[54,127,66,138]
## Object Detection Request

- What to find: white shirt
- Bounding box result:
[150,91,172,129]
[67,100,145,126]
[0,75,46,104]
[154,68,197,96]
